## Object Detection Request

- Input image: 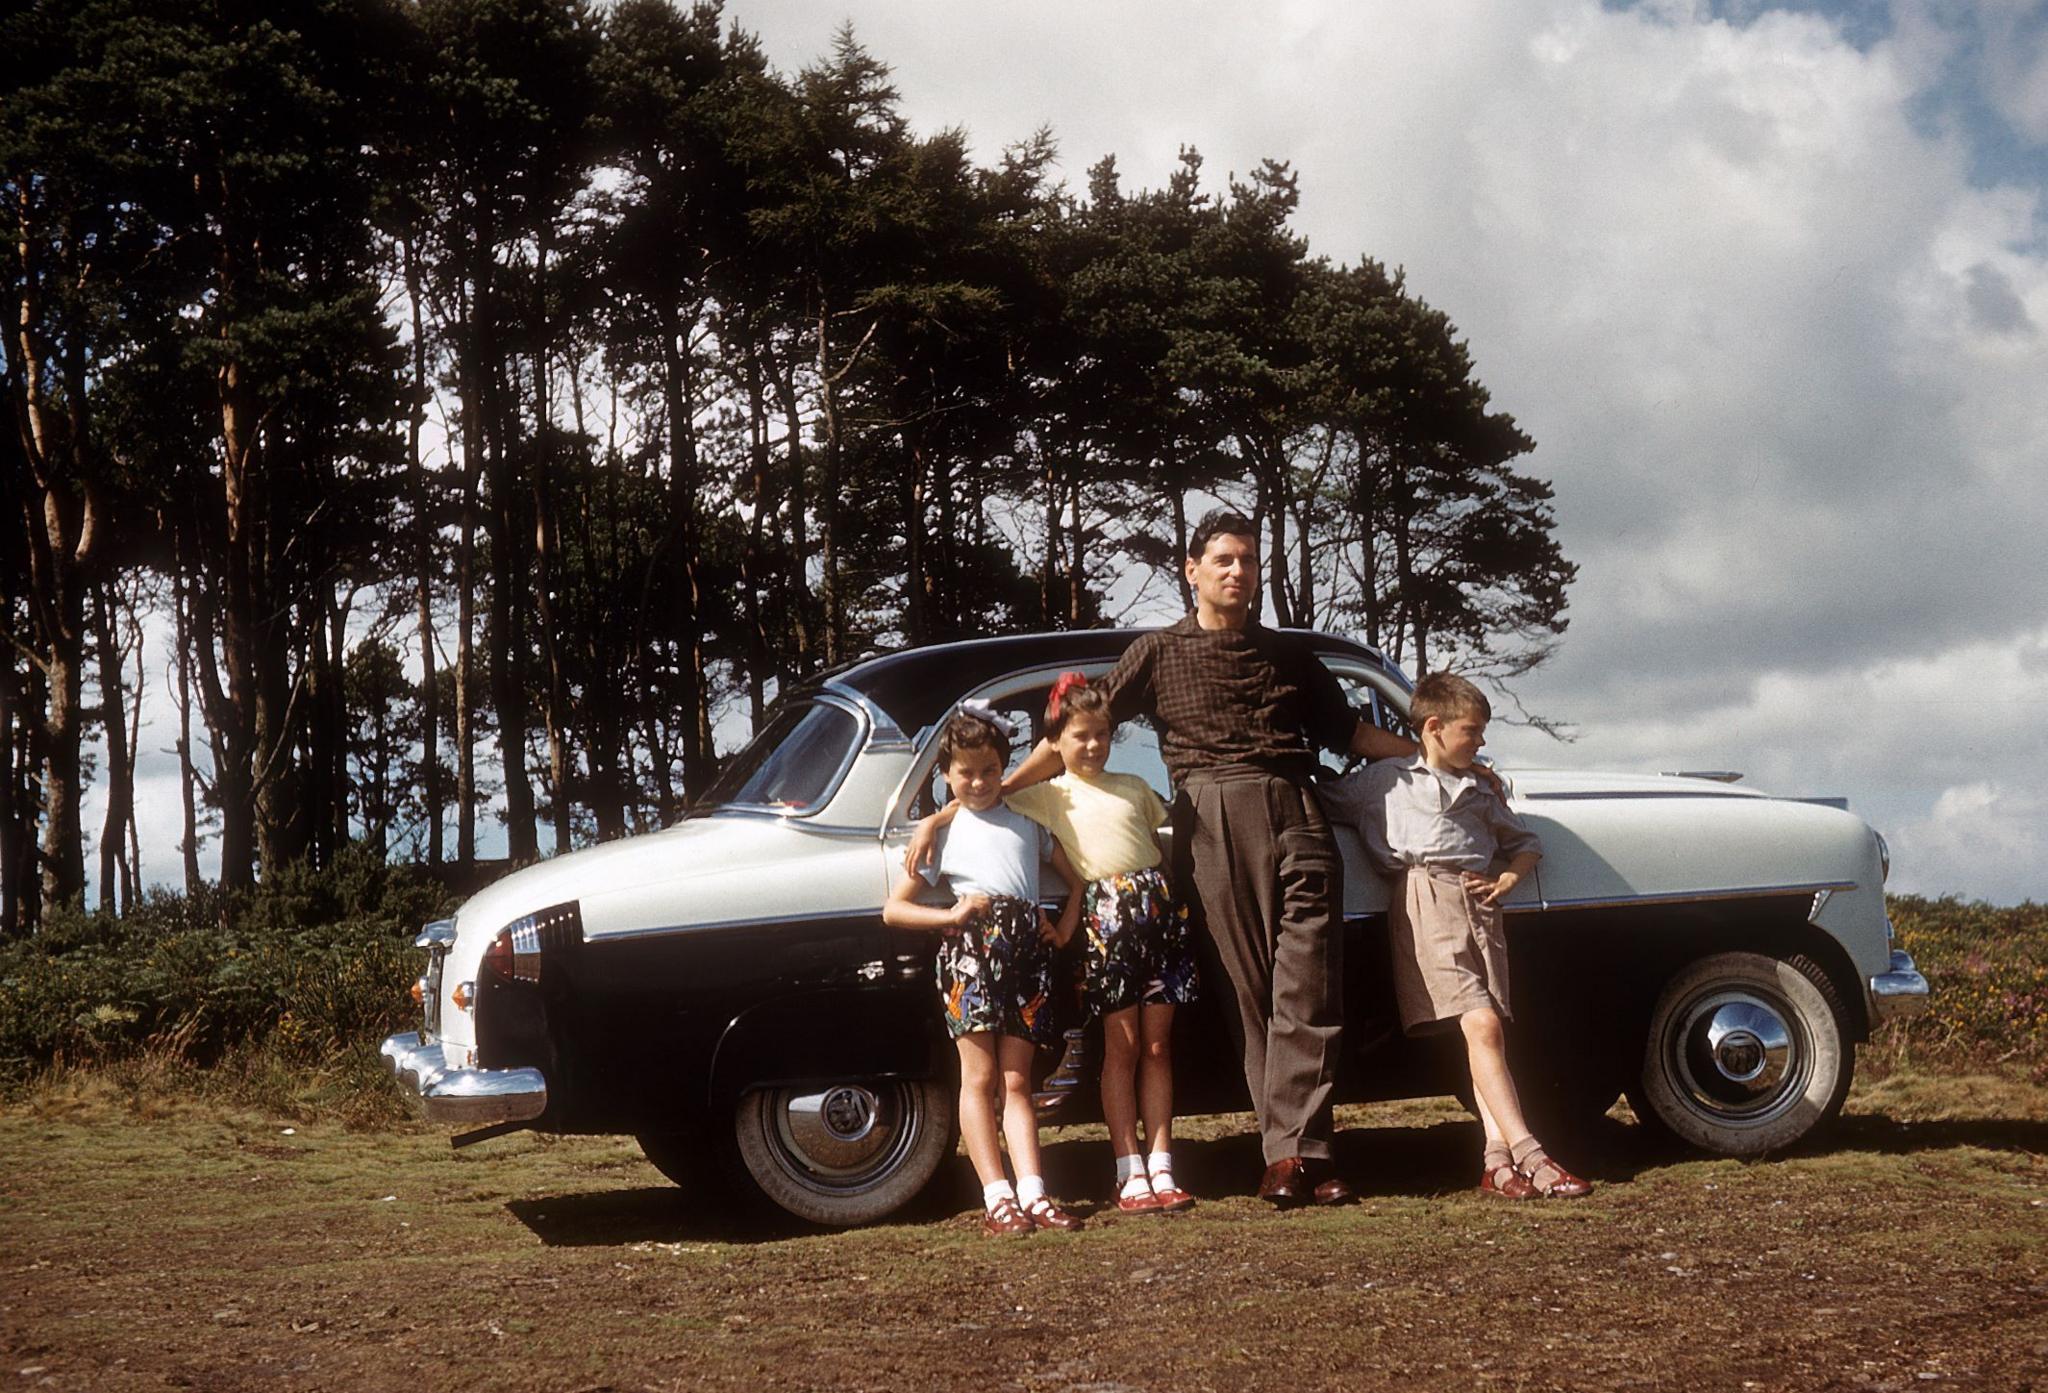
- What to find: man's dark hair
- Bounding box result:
[1187,508,1258,562]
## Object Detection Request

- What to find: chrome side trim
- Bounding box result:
[1535,880,1856,912]
[586,906,884,943]
[1868,949,1930,1023]
[380,1031,547,1126]
[1808,889,1833,923]
[1521,790,1754,802]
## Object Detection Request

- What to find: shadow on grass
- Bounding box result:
[502,1109,2048,1246]
[1810,1111,2048,1157]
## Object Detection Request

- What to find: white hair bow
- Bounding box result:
[956,699,1017,739]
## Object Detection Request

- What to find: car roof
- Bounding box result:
[825,626,1395,736]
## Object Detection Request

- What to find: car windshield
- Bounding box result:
[695,700,861,814]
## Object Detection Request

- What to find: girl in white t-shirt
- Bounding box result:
[885,705,1085,1236]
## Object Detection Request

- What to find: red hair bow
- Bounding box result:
[1047,671,1089,722]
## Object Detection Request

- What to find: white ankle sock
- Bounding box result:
[982,1179,1016,1211]
[1115,1153,1146,1186]
[1147,1151,1176,1188]
[1016,1174,1047,1208]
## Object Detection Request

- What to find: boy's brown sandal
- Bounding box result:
[982,1197,1034,1236]
[1479,1160,1536,1199]
[1515,1148,1593,1199]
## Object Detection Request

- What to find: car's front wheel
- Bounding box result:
[1632,950,1852,1156]
[726,1079,957,1227]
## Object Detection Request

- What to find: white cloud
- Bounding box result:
[52,3,2038,905]
[729,1,2048,900]
[1889,781,2048,905]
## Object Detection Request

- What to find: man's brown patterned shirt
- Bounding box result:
[1098,614,1358,788]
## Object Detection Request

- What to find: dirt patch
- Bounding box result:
[4,1077,2046,1392]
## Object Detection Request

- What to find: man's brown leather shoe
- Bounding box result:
[1257,1157,1309,1208]
[1304,1160,1355,1206]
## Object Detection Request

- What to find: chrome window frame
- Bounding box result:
[701,689,874,821]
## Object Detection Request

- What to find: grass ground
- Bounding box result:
[4,1072,2046,1393]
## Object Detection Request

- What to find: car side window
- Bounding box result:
[908,685,1169,817]
[914,688,1048,817]
[1325,660,1413,744]
[1103,717,1169,807]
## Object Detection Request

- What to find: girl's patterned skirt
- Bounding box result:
[1081,866,1198,1017]
[935,894,1062,1045]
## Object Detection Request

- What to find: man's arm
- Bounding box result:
[1348,720,1418,761]
[1002,737,1065,794]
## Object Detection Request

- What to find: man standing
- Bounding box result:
[1010,510,1416,1205]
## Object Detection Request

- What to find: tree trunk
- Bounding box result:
[902,432,927,645]
[172,560,201,896]
[1041,451,1060,625]
[91,578,133,914]
[1067,472,1085,627]
[250,513,302,879]
[38,618,84,912]
[658,306,710,801]
[0,595,24,935]
[486,352,538,863]
[816,310,845,667]
[741,348,772,728]
[454,320,480,866]
[1167,463,1193,614]
[766,346,810,678]
[403,231,443,866]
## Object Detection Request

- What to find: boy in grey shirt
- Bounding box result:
[1320,672,1592,1200]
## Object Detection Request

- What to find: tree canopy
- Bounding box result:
[2,0,1574,931]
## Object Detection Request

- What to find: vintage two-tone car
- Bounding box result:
[382,629,1929,1225]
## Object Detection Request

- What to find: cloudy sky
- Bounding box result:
[87,0,2048,905]
[730,0,2047,902]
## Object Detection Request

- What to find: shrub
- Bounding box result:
[0,846,456,1084]
[1865,894,2048,1082]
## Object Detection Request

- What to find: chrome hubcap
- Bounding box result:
[767,1084,920,1193]
[1670,991,1802,1122]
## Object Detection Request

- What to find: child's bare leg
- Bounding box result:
[955,1033,1009,1191]
[1100,1007,1142,1159]
[997,1033,1082,1227]
[1471,1077,1509,1151]
[1459,1006,1532,1148]
[1138,1002,1176,1157]
[996,1033,1044,1181]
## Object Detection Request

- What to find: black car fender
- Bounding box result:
[705,983,946,1112]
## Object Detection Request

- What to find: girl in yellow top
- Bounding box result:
[914,673,1200,1213]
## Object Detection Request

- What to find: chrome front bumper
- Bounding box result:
[1867,948,1930,1024]
[380,1032,548,1126]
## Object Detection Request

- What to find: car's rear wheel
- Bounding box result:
[1632,950,1852,1156]
[727,1079,957,1227]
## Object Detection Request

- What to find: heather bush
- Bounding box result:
[0,847,455,1082]
[1864,894,2048,1082]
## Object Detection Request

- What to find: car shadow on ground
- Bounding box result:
[500,1110,2048,1247]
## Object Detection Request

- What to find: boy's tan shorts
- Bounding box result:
[1390,865,1511,1034]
